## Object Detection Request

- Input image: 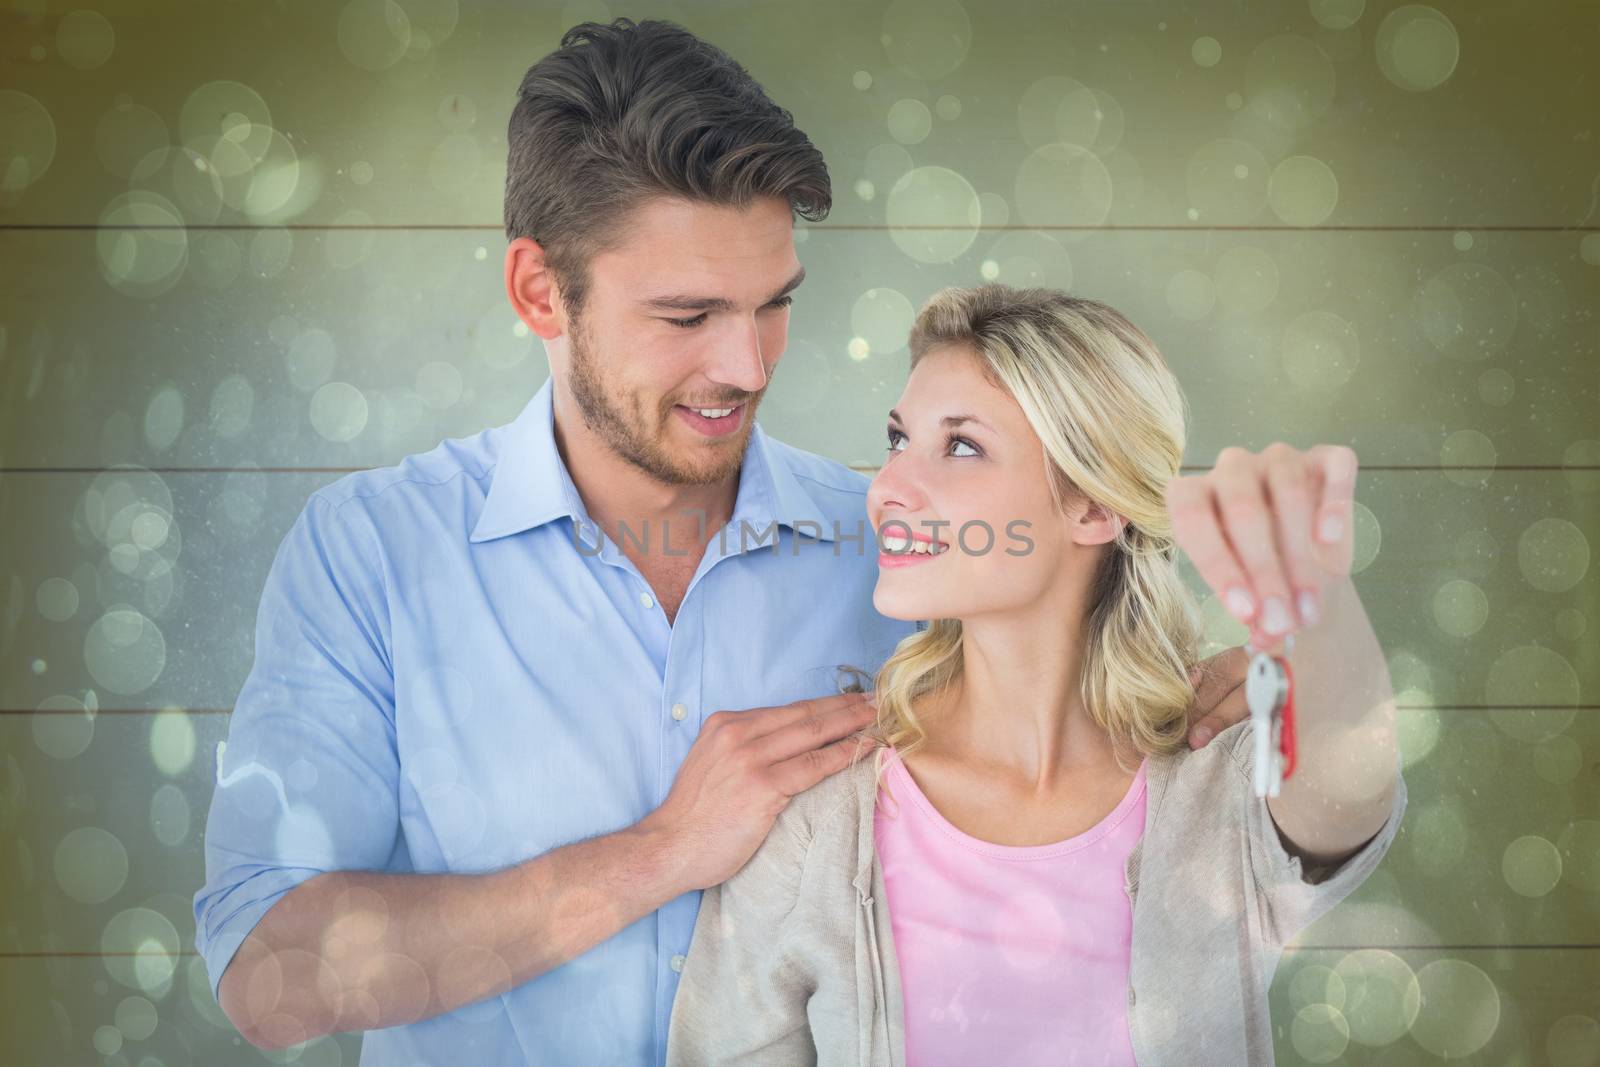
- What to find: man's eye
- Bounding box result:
[667,314,707,329]
[767,296,794,310]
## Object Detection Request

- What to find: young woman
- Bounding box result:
[666,284,1406,1066]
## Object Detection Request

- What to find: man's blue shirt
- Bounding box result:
[193,376,918,1065]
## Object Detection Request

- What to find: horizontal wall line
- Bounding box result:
[1282,943,1600,952]
[3,223,1600,234]
[6,705,1598,717]
[2,945,1595,960]
[2,465,1597,476]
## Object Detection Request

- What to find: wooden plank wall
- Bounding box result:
[2,1,1596,1063]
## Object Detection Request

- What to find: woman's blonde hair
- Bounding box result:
[843,283,1207,804]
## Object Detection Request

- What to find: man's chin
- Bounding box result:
[650,424,752,485]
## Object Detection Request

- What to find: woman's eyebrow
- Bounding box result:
[887,409,992,431]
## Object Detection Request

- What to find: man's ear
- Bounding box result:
[505,237,568,341]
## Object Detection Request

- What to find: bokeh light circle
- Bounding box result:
[1415,262,1518,361]
[1502,834,1563,898]
[311,382,370,442]
[0,90,56,195]
[1268,155,1339,225]
[33,694,95,760]
[1015,143,1113,234]
[1332,949,1421,1046]
[1246,35,1335,130]
[1486,645,1579,742]
[84,607,167,695]
[1056,87,1123,153]
[338,0,413,71]
[1192,37,1222,67]
[1556,821,1600,892]
[56,9,116,70]
[95,191,188,298]
[1376,5,1460,91]
[1431,578,1487,637]
[1440,429,1496,488]
[881,0,971,80]
[37,576,80,622]
[887,166,981,264]
[851,288,916,355]
[983,231,1073,287]
[1477,367,1515,406]
[55,826,129,904]
[1547,1015,1600,1067]
[887,98,933,145]
[1291,1003,1350,1061]
[150,783,191,847]
[95,100,168,180]
[1517,517,1589,593]
[1350,500,1380,573]
[1017,76,1088,149]
[102,907,182,993]
[1310,0,1366,30]
[1409,959,1499,1057]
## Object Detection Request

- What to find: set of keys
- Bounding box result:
[1244,632,1297,798]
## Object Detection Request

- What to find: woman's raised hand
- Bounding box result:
[1165,443,1358,652]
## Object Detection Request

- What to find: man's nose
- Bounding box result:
[704,316,769,394]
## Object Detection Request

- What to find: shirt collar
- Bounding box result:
[470,377,838,546]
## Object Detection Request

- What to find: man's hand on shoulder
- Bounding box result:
[1185,646,1251,749]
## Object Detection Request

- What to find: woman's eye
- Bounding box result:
[884,430,980,457]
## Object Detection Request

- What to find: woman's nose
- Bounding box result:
[868,453,924,516]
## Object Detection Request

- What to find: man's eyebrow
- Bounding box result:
[641,266,806,313]
[886,409,992,431]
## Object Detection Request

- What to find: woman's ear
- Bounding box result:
[1072,499,1126,546]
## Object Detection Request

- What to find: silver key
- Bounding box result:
[1245,634,1294,798]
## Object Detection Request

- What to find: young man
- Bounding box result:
[194,19,1251,1066]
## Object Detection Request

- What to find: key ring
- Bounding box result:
[1245,632,1297,796]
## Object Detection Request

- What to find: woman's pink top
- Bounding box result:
[872,745,1149,1067]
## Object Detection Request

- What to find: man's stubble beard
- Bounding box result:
[565,309,759,488]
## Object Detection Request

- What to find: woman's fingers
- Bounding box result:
[1169,443,1361,646]
[1166,472,1258,627]
[1261,444,1323,627]
[1307,444,1359,576]
[1212,447,1297,641]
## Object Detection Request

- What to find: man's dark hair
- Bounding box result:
[504,18,831,317]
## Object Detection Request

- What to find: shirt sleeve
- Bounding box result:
[666,799,819,1066]
[1224,719,1408,946]
[192,491,400,1005]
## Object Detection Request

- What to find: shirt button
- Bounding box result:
[670,954,686,972]
[671,703,688,721]
[639,592,654,609]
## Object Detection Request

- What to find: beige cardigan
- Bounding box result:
[666,719,1407,1065]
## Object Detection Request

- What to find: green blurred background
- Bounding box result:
[2,0,1597,1063]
